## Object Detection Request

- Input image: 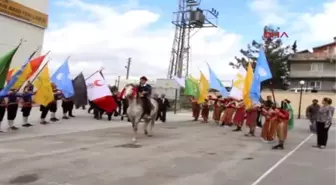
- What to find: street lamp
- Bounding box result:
[297,80,305,119]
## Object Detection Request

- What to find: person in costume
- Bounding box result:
[6,89,20,130]
[68,98,75,117]
[232,99,245,131]
[49,83,62,122]
[190,96,200,121]
[62,97,72,119]
[21,86,35,127]
[260,104,278,142]
[201,98,209,123]
[245,103,259,137]
[272,100,291,150]
[138,76,152,119]
[0,88,6,132]
[284,99,294,130]
[211,95,222,124]
[220,98,236,127]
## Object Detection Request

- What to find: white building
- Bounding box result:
[0,0,48,68]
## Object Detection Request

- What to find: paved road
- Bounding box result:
[0,108,335,185]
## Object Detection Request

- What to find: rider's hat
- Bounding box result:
[140,76,148,81]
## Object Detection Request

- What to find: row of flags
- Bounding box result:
[174,48,272,107]
[0,44,117,112]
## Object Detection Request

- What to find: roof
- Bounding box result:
[312,42,336,50]
[296,50,310,53]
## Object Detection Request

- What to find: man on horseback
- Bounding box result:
[139,76,152,118]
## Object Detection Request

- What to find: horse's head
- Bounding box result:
[123,83,138,98]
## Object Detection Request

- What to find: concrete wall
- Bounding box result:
[0,0,48,68]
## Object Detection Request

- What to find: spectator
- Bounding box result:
[313,97,334,149]
[306,99,320,133]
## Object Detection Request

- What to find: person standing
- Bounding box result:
[232,100,245,131]
[201,99,210,123]
[245,104,259,137]
[211,95,222,124]
[62,97,71,119]
[314,97,334,149]
[6,89,20,130]
[0,88,6,132]
[49,84,61,122]
[21,86,34,127]
[272,101,290,150]
[190,96,200,121]
[306,99,320,133]
[157,94,169,122]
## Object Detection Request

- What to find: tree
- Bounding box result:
[229,26,297,89]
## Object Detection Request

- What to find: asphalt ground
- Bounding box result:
[0,107,335,185]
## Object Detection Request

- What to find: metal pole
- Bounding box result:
[117,76,121,90]
[297,84,303,119]
[125,58,131,79]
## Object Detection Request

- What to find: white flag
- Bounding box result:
[172,76,185,88]
[86,72,112,100]
[229,66,247,100]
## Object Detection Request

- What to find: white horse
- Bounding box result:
[123,84,159,143]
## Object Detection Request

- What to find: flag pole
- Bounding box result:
[30,60,50,84]
[85,67,104,80]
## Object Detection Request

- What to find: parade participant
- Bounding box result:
[0,88,6,132]
[138,76,152,118]
[49,83,62,122]
[245,104,259,137]
[260,104,278,142]
[190,96,200,121]
[40,105,49,125]
[61,97,72,119]
[201,98,210,123]
[68,98,75,117]
[6,89,20,130]
[220,98,236,127]
[21,86,35,127]
[211,95,222,124]
[232,99,245,131]
[272,101,290,150]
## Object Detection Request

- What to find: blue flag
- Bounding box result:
[0,58,30,96]
[51,60,74,98]
[207,63,229,97]
[249,49,272,103]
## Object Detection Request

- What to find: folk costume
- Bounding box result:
[139,76,152,118]
[245,104,259,137]
[62,97,72,119]
[220,98,236,126]
[260,107,278,142]
[7,89,20,130]
[21,86,34,127]
[211,96,222,124]
[190,96,200,121]
[49,84,62,122]
[201,99,210,123]
[0,90,6,132]
[232,100,245,131]
[272,101,291,150]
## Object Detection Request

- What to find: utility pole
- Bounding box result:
[125,57,131,79]
[117,75,121,90]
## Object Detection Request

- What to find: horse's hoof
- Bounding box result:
[144,130,148,135]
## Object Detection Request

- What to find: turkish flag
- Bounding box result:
[86,72,117,112]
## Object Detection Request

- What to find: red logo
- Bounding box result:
[93,80,103,86]
[264,30,288,39]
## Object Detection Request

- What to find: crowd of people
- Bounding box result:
[189,95,334,150]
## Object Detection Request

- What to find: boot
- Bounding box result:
[22,117,33,127]
[8,120,19,130]
[50,112,59,122]
[40,118,49,125]
[272,142,284,150]
[232,126,241,132]
[62,113,69,119]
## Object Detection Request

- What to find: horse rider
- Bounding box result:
[139,76,152,118]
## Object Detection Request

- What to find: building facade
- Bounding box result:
[0,0,48,67]
[288,37,336,91]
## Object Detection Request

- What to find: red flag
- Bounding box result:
[27,54,47,79]
[86,72,117,112]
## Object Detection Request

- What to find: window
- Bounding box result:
[309,81,322,89]
[310,63,324,71]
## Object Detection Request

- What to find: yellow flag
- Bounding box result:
[197,72,209,104]
[12,63,33,89]
[33,66,54,106]
[243,62,253,108]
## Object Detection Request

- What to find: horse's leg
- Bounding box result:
[132,119,138,143]
[144,118,149,135]
[147,117,155,137]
